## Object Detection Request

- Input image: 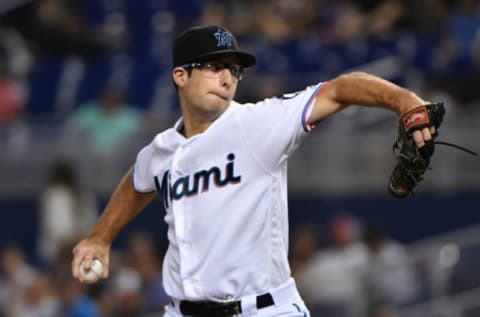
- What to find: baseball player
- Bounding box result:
[72,25,436,316]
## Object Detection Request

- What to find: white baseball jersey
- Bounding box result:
[133,82,326,301]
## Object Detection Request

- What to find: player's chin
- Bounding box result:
[208,92,230,102]
[207,94,231,110]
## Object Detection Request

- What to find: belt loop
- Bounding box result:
[240,294,258,316]
[270,278,298,304]
[171,298,181,311]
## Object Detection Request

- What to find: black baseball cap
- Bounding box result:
[173,25,256,68]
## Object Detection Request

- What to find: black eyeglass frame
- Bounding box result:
[180,62,244,81]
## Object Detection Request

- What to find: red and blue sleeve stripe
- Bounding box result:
[301,82,328,133]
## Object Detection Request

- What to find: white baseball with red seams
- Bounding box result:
[132,82,325,316]
[80,259,103,283]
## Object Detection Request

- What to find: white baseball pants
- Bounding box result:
[164,278,310,317]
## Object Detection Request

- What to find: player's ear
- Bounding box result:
[172,67,188,88]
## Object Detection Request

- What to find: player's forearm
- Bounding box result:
[87,168,156,244]
[329,71,425,115]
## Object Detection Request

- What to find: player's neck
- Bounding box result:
[180,105,227,138]
[181,121,211,138]
[180,111,220,138]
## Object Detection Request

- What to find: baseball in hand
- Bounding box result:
[80,259,103,283]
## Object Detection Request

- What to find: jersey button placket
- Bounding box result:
[171,143,196,292]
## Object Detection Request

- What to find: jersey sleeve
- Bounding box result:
[132,142,156,193]
[235,82,327,171]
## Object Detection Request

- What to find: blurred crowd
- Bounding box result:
[0,232,170,317]
[0,151,425,317]
[1,187,423,317]
[2,200,478,317]
[0,0,478,163]
[0,0,477,161]
[0,158,169,317]
[0,0,478,155]
[0,0,479,316]
[290,214,420,317]
[0,0,479,117]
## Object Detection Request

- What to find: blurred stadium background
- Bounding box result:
[0,0,479,316]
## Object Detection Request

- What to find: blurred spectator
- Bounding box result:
[120,231,169,316]
[0,24,31,158]
[0,26,33,79]
[316,1,367,44]
[83,231,169,316]
[252,0,316,42]
[0,60,29,157]
[37,159,98,266]
[64,86,142,157]
[365,0,405,39]
[0,62,25,126]
[50,241,114,317]
[315,0,406,44]
[59,277,104,317]
[109,255,143,317]
[10,272,60,317]
[0,0,124,57]
[0,244,38,316]
[449,0,480,64]
[296,213,369,317]
[400,0,449,34]
[198,1,228,29]
[199,0,254,37]
[289,224,320,276]
[363,223,420,317]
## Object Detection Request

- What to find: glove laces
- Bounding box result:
[433,141,478,156]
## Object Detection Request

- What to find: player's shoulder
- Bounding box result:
[279,83,324,100]
[233,83,323,110]
[228,100,273,121]
[231,96,280,111]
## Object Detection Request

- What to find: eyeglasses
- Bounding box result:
[180,62,244,81]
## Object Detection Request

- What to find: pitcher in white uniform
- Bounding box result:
[72,25,435,317]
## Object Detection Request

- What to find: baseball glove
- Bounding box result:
[388,102,477,198]
[388,102,444,198]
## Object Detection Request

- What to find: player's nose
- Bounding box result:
[220,68,235,89]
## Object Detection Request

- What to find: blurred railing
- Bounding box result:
[299,223,480,317]
[398,288,480,317]
[398,224,480,317]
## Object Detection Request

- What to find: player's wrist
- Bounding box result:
[86,230,114,246]
[397,92,426,116]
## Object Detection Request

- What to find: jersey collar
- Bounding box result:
[172,101,239,137]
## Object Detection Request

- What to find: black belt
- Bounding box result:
[179,293,274,317]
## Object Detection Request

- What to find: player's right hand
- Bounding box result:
[71,237,111,283]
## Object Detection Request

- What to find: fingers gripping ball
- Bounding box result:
[80,259,104,283]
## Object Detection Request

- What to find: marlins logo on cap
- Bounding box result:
[213,28,233,47]
[172,25,256,68]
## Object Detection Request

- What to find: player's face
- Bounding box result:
[174,56,241,118]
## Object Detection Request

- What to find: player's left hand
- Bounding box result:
[388,102,445,198]
[411,125,435,148]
